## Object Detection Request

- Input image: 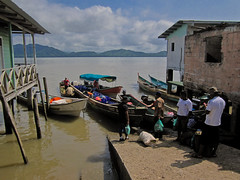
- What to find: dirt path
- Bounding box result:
[109,130,240,180]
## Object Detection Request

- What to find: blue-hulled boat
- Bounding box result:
[148,74,167,90]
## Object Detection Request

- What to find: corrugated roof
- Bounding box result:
[0,0,49,34]
[158,20,240,39]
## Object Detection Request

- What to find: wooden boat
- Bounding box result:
[79,74,122,98]
[70,85,147,127]
[137,73,166,95]
[148,74,167,90]
[137,73,180,103]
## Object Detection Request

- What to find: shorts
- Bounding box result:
[200,124,219,145]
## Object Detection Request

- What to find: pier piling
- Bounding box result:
[37,74,48,121]
[0,89,28,164]
[33,94,42,139]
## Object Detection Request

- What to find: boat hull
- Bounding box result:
[148,74,167,90]
[137,73,179,103]
[49,98,87,117]
[97,86,122,98]
[17,94,87,117]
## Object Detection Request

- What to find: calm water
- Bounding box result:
[0,57,172,180]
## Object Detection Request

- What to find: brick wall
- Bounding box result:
[184,25,240,136]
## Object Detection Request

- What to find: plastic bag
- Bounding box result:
[173,118,178,131]
[154,119,164,132]
[125,125,130,135]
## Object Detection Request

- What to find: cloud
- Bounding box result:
[12,0,172,52]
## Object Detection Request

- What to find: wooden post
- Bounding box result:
[37,74,48,121]
[27,88,33,110]
[2,101,12,134]
[33,94,41,139]
[43,77,49,110]
[11,99,14,115]
[22,31,27,65]
[31,34,37,65]
[0,90,28,164]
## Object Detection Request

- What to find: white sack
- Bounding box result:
[138,131,156,146]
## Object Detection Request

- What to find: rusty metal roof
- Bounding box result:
[0,0,49,34]
[158,20,240,39]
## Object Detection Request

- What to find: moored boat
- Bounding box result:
[148,74,167,90]
[47,96,87,117]
[137,73,180,103]
[71,84,147,127]
[17,93,87,117]
[79,73,122,98]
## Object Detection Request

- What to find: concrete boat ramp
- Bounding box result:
[107,130,240,180]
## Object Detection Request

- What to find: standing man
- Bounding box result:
[118,96,130,141]
[193,87,225,158]
[148,91,165,138]
[176,91,193,142]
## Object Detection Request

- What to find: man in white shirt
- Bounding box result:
[193,87,225,158]
[176,91,193,142]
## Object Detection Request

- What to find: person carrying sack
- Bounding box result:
[148,91,165,139]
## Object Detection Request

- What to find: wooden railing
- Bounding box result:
[0,64,38,102]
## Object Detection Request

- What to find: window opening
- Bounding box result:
[171,43,175,51]
[205,36,222,63]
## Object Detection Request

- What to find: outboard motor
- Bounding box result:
[141,94,154,105]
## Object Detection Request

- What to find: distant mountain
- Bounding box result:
[13,44,167,57]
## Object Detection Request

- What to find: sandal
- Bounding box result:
[191,153,203,159]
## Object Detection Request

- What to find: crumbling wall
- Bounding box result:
[184,25,240,137]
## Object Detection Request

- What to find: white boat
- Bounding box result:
[17,94,87,117]
[48,96,87,117]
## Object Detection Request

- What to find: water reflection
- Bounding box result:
[86,108,118,133]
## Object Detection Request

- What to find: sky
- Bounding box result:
[12,0,240,53]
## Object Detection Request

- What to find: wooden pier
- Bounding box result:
[0,65,47,164]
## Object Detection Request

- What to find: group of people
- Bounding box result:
[118,86,226,158]
[63,78,74,96]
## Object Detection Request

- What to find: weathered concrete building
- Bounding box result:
[184,24,240,142]
[158,20,239,83]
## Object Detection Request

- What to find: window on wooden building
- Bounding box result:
[205,36,222,63]
[171,42,175,51]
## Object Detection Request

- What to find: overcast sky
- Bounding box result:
[12,0,240,53]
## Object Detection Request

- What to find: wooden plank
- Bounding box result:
[4,80,37,102]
